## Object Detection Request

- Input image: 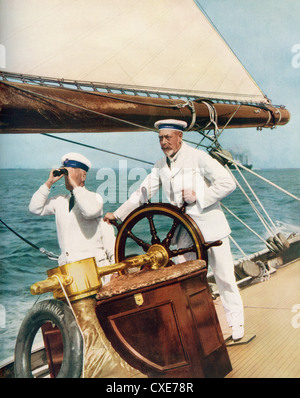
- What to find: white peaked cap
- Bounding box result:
[61,152,92,171]
[154,119,187,131]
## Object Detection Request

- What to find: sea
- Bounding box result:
[0,167,299,363]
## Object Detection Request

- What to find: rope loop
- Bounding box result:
[175,99,196,130]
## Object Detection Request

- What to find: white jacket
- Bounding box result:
[29,184,115,266]
[114,142,236,242]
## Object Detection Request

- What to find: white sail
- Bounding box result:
[0,0,268,103]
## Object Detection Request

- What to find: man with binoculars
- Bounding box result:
[29,152,114,284]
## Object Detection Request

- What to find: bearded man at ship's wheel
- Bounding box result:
[104,119,244,341]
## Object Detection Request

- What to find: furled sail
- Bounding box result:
[0,0,290,133]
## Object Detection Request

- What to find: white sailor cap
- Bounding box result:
[61,152,92,172]
[154,119,187,132]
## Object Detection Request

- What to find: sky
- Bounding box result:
[0,0,299,170]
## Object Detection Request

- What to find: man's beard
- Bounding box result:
[162,148,175,157]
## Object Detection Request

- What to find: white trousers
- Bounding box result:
[176,229,244,327]
[206,238,244,327]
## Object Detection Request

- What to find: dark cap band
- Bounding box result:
[63,159,89,171]
[158,123,184,131]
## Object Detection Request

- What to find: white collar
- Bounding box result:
[166,143,184,165]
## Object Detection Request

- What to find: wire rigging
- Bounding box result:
[42,133,155,166]
[0,218,59,260]
[0,76,297,267]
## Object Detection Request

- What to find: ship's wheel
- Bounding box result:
[113,202,221,272]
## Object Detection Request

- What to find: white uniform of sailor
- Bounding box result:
[113,120,244,332]
[29,153,115,284]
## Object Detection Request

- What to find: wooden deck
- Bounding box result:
[215,259,300,378]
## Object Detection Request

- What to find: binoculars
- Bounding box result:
[53,168,68,177]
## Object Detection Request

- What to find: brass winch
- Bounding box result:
[30,244,169,302]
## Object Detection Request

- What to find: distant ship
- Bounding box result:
[229,151,253,170]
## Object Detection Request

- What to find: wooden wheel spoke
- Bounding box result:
[162,218,179,248]
[125,229,150,252]
[115,203,206,266]
[169,246,196,258]
[147,215,160,244]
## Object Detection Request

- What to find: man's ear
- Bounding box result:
[81,170,87,183]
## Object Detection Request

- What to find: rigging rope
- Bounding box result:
[1,81,155,133]
[220,204,275,252]
[51,274,85,378]
[18,74,195,109]
[221,160,294,253]
[216,104,241,140]
[225,165,276,237]
[42,132,207,165]
[230,164,278,233]
[194,105,295,254]
[202,101,219,137]
[229,235,250,260]
[42,133,155,166]
[1,77,297,262]
[0,218,59,261]
[215,150,300,202]
[177,100,196,130]
[1,80,197,136]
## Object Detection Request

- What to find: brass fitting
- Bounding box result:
[30,257,101,301]
[30,244,170,302]
[30,275,72,296]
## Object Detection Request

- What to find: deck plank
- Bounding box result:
[215,260,300,378]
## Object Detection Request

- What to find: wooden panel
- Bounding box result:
[97,282,196,377]
[188,290,222,357]
[109,301,188,371]
[179,273,232,378]
[97,269,232,378]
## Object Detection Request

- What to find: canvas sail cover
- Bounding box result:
[0,0,268,103]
